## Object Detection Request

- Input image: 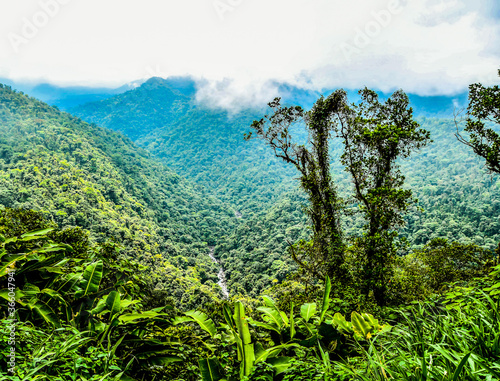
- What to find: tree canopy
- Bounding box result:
[247,88,430,305]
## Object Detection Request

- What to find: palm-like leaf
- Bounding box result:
[300,303,317,322]
[75,260,103,298]
[199,358,224,381]
[106,291,121,317]
[173,310,217,337]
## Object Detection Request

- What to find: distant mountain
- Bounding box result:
[72,77,195,140]
[0,76,199,112]
[0,77,126,110]
[276,82,468,117]
[73,77,300,214]
[1,74,467,116]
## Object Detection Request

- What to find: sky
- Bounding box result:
[0,0,499,109]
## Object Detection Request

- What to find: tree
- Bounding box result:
[246,94,348,288]
[334,89,430,305]
[247,88,430,305]
[456,69,500,174]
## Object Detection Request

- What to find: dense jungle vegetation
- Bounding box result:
[0,84,240,308]
[74,78,499,297]
[1,70,499,380]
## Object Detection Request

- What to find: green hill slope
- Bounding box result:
[72,78,299,215]
[0,83,236,306]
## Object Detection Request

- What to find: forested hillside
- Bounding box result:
[72,78,500,297]
[73,78,299,215]
[1,74,500,380]
[0,84,238,307]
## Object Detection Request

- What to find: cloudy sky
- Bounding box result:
[0,0,499,107]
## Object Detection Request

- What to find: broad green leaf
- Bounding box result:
[262,295,279,310]
[29,299,61,328]
[38,266,65,274]
[118,311,168,323]
[20,228,54,239]
[35,243,67,254]
[57,272,82,294]
[223,304,235,328]
[351,311,371,339]
[0,253,31,277]
[234,302,252,345]
[300,303,317,322]
[254,342,268,363]
[362,313,380,329]
[320,276,331,323]
[247,317,280,333]
[267,356,293,375]
[76,260,103,298]
[332,312,352,333]
[39,288,67,306]
[254,343,300,364]
[184,310,217,337]
[279,311,289,326]
[106,291,121,316]
[199,358,224,381]
[234,301,254,378]
[22,283,40,295]
[257,307,283,329]
[0,288,24,302]
[119,299,140,309]
[90,298,107,315]
[265,343,301,359]
[290,302,296,339]
[172,316,194,325]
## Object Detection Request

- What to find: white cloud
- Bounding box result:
[0,0,498,109]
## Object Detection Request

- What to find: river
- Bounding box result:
[208,246,229,299]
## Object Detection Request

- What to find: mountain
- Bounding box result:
[0,77,128,110]
[73,77,300,215]
[0,76,200,112]
[0,83,237,307]
[72,77,194,140]
[276,82,468,117]
[71,78,476,219]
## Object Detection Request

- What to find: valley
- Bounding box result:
[0,75,499,380]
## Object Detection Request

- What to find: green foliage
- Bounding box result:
[2,76,500,380]
[389,238,495,304]
[0,85,233,307]
[248,96,347,285]
[71,78,500,297]
[0,210,181,380]
[414,238,493,290]
[457,68,500,174]
[332,311,392,341]
[174,277,396,380]
[73,78,298,216]
[335,89,431,305]
[248,89,430,305]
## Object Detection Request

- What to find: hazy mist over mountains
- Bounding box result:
[1,75,469,117]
